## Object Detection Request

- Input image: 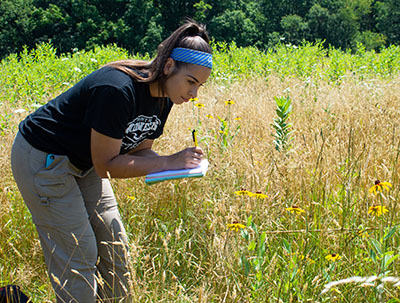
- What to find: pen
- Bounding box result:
[192,129,198,147]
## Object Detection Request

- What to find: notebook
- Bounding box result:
[145,159,209,185]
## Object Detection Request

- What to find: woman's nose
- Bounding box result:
[189,87,198,98]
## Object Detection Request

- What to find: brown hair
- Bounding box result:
[106,19,212,97]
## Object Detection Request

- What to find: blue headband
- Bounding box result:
[170,47,212,69]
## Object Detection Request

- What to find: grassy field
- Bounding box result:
[1,42,400,302]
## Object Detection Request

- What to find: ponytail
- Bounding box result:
[106,19,212,96]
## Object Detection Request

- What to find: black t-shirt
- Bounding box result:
[19,66,173,170]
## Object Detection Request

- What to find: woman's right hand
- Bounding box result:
[167,147,204,170]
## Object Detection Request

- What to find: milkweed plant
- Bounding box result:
[271,95,293,153]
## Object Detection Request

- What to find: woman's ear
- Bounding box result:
[163,58,175,76]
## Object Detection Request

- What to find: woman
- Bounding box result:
[11,20,212,302]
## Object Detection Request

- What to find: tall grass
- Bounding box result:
[1,42,400,302]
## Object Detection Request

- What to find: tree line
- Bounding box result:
[1,0,399,59]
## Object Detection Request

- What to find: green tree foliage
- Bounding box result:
[280,14,308,45]
[121,0,163,54]
[209,9,258,46]
[1,0,399,58]
[193,0,212,23]
[306,3,331,43]
[375,0,400,45]
[0,0,36,56]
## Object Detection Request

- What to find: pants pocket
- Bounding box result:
[33,155,75,199]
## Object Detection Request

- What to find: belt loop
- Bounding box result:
[40,196,49,205]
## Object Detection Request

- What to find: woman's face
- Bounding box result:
[164,59,211,105]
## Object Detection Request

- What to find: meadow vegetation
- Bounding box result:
[1,42,400,302]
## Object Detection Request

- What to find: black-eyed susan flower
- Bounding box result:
[325,253,341,261]
[195,103,205,108]
[127,195,135,200]
[225,99,235,105]
[285,205,305,214]
[234,117,241,121]
[189,97,198,102]
[227,222,246,232]
[368,205,388,217]
[251,192,268,199]
[368,180,392,195]
[206,114,214,119]
[234,189,253,196]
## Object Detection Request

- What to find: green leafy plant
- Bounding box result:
[240,216,268,299]
[271,95,293,152]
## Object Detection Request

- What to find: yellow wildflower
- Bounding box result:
[227,222,246,232]
[225,99,235,105]
[195,103,205,108]
[368,205,388,217]
[325,253,341,261]
[369,180,392,195]
[290,252,314,264]
[234,117,241,120]
[206,114,214,119]
[285,205,305,214]
[234,189,253,196]
[189,97,198,102]
[358,230,370,238]
[251,192,268,199]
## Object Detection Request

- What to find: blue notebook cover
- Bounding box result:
[145,159,209,185]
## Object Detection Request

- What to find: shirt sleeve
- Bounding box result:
[84,86,134,139]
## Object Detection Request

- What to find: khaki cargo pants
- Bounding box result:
[11,132,130,303]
